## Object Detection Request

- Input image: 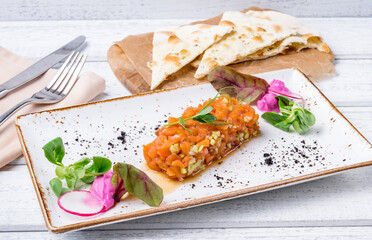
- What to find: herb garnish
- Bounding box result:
[163,88,232,131]
[207,66,316,134]
[261,96,316,134]
[112,163,163,207]
[43,137,112,196]
[208,66,270,104]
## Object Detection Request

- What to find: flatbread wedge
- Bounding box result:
[194,11,295,79]
[233,10,330,62]
[191,11,330,68]
[150,24,233,90]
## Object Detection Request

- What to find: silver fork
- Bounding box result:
[0,52,87,126]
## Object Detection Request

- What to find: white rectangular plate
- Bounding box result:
[16,68,372,233]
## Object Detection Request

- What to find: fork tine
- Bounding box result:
[0,53,87,127]
[54,53,83,95]
[46,51,75,90]
[61,54,87,96]
[49,52,80,92]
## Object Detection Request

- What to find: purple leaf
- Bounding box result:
[208,66,270,104]
[111,163,163,207]
[111,167,127,202]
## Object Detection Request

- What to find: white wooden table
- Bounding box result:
[1,1,372,239]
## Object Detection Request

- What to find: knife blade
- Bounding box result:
[0,35,86,99]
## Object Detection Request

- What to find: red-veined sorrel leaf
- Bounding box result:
[208,66,269,104]
[111,165,127,202]
[111,163,163,207]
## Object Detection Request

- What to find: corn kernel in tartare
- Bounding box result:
[169,143,180,154]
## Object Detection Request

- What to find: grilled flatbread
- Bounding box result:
[150,24,233,89]
[194,11,295,78]
[234,10,330,62]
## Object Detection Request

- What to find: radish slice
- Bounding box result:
[58,190,105,217]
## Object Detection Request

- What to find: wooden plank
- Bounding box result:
[0,18,372,61]
[0,0,371,21]
[338,107,372,139]
[313,60,372,107]
[1,227,372,239]
[1,153,372,231]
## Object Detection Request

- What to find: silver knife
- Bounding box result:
[0,35,86,99]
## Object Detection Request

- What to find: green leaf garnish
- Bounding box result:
[262,96,316,134]
[73,157,90,167]
[74,167,86,179]
[49,178,63,197]
[194,106,213,117]
[65,170,78,189]
[55,166,65,179]
[80,176,96,184]
[90,156,112,174]
[81,156,113,183]
[260,112,289,131]
[43,137,112,196]
[163,88,232,131]
[112,163,163,207]
[303,109,316,126]
[193,113,217,123]
[42,137,65,167]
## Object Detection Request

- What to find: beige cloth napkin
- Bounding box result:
[0,46,106,168]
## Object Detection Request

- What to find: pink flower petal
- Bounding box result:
[257,92,280,113]
[90,170,115,211]
[268,79,291,95]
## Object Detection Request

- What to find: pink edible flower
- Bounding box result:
[90,170,115,211]
[257,79,291,113]
[257,92,280,113]
[268,79,291,95]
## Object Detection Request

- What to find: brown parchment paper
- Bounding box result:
[107,7,335,94]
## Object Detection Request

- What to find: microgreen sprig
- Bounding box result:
[261,96,316,134]
[164,88,235,131]
[42,137,112,196]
